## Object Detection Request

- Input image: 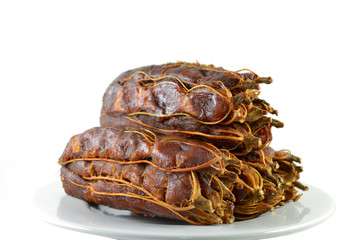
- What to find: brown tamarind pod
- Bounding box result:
[101,62,275,126]
[59,127,265,224]
[59,61,307,225]
[101,62,278,153]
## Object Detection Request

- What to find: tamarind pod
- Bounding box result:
[59,127,252,224]
[61,167,225,224]
[102,80,234,124]
[63,158,238,224]
[100,114,262,151]
[103,63,274,125]
[59,128,305,223]
[60,128,269,183]
[59,127,273,224]
[59,127,225,173]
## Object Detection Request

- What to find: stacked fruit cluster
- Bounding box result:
[59,62,307,224]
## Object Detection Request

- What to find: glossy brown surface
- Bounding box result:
[101,114,254,150]
[101,62,278,154]
[60,127,223,172]
[59,62,306,225]
[59,127,305,224]
[101,62,273,125]
[59,127,247,224]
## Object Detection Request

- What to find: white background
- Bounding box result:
[1,0,360,239]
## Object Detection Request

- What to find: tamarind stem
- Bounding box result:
[257,77,273,84]
[295,181,309,191]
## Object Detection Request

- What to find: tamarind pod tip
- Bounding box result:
[295,166,303,173]
[257,77,273,84]
[244,133,262,152]
[271,119,284,128]
[294,181,308,191]
[287,155,302,163]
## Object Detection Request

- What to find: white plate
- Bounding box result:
[33,181,335,240]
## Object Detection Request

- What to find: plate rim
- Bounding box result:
[33,181,335,240]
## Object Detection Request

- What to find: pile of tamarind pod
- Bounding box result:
[59,62,307,224]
